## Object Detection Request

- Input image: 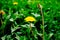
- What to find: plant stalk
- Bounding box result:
[38,4,44,40]
[30,23,34,36]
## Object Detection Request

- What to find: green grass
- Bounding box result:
[0,0,60,40]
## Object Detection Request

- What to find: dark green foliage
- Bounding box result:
[0,0,60,40]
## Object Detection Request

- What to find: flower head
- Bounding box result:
[13,2,18,5]
[0,10,5,15]
[24,16,36,22]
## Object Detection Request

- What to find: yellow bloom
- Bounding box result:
[13,2,18,5]
[24,16,36,22]
[0,10,5,15]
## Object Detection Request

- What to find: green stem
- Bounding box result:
[30,23,34,36]
[38,4,44,40]
[41,10,44,40]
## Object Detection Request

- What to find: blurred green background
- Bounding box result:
[0,0,60,40]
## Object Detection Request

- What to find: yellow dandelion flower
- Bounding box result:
[0,10,5,15]
[13,2,18,5]
[24,16,36,22]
